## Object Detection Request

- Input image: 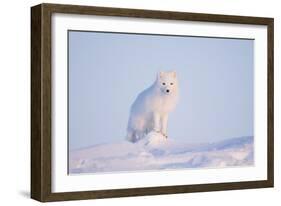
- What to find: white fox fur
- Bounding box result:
[126,71,179,143]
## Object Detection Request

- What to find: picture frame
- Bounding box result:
[31,3,274,202]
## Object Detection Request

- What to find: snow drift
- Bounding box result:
[69,132,254,174]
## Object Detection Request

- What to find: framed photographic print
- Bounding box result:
[31,3,274,202]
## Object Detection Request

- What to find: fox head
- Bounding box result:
[156,71,179,95]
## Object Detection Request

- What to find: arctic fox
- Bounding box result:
[126,71,179,143]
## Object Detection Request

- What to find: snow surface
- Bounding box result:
[69,132,254,174]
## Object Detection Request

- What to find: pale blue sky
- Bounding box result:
[68,31,253,150]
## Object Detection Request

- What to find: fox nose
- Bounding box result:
[166,89,170,93]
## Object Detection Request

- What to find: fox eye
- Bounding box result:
[162,83,166,85]
[170,83,173,85]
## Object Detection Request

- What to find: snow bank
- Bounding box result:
[69,132,254,174]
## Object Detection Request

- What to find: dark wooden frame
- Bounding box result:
[31,3,274,202]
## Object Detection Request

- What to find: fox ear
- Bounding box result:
[158,71,164,79]
[171,71,177,78]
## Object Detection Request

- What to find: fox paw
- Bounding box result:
[152,130,168,138]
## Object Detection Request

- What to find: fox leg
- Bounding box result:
[152,113,161,133]
[161,115,169,138]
